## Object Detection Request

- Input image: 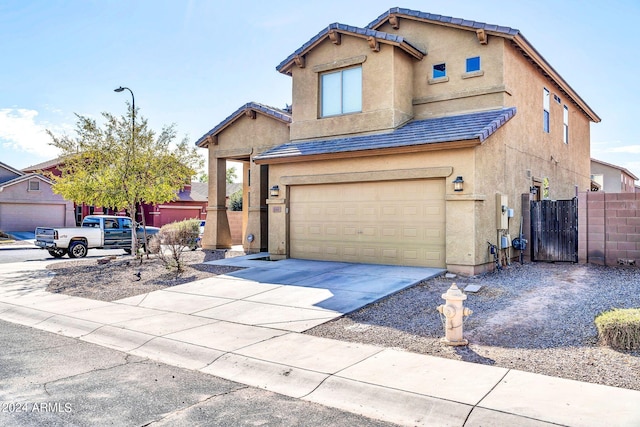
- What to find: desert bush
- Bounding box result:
[595,308,640,351]
[229,189,243,211]
[148,219,200,274]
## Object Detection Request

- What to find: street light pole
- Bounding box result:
[114,86,138,255]
[114,86,134,138]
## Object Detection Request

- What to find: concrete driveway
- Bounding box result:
[116,253,445,332]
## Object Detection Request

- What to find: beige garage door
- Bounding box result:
[289,180,445,268]
[0,203,65,232]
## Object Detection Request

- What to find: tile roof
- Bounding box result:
[176,181,208,202]
[0,161,24,183]
[21,157,64,172]
[254,108,516,162]
[195,102,291,147]
[276,22,426,75]
[366,7,520,36]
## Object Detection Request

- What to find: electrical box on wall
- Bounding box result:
[496,193,508,229]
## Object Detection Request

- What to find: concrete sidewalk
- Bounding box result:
[0,259,639,426]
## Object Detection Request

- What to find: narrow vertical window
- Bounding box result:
[563,105,569,144]
[321,66,362,117]
[543,88,550,133]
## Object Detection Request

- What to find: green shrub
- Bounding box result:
[229,189,243,211]
[148,219,200,274]
[595,308,640,351]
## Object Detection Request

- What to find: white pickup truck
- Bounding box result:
[35,215,159,259]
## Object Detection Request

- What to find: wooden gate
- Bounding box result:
[530,198,578,262]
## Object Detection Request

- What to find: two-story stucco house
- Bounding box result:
[590,158,638,193]
[197,8,599,274]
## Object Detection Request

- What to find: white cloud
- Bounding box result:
[0,108,64,158]
[608,145,640,154]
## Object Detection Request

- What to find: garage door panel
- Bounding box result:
[290,180,445,268]
[0,203,65,231]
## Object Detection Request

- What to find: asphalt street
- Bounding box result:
[0,247,124,264]
[0,320,394,427]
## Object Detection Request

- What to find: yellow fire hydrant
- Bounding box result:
[437,283,473,346]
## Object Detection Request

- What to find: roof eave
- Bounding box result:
[277,26,425,76]
[0,173,53,189]
[254,139,480,165]
[511,34,600,123]
[196,103,291,148]
[0,161,25,177]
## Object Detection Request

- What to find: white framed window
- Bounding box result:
[321,66,362,117]
[563,105,569,144]
[543,88,550,133]
[28,179,40,191]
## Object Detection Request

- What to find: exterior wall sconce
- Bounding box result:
[453,176,464,192]
[270,185,280,197]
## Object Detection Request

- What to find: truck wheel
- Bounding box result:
[68,241,88,258]
[47,249,67,258]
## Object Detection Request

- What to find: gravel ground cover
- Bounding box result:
[307,262,640,391]
[46,250,242,302]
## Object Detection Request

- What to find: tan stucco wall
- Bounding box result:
[380,20,508,119]
[502,41,591,198]
[289,36,415,141]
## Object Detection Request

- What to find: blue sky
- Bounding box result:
[1,0,639,180]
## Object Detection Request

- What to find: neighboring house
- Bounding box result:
[590,158,638,193]
[0,161,75,232]
[22,158,207,228]
[146,181,208,227]
[196,7,600,274]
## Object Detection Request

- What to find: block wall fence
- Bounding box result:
[578,192,640,266]
[226,210,243,245]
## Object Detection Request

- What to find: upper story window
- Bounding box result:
[321,66,362,117]
[563,105,569,144]
[543,88,550,133]
[28,179,40,191]
[466,56,480,73]
[433,63,446,79]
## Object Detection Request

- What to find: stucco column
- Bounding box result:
[202,157,232,249]
[245,162,269,252]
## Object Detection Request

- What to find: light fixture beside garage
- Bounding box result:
[453,176,464,192]
[270,185,280,197]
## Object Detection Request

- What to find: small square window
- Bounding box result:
[466,56,480,73]
[28,180,40,191]
[432,63,446,79]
